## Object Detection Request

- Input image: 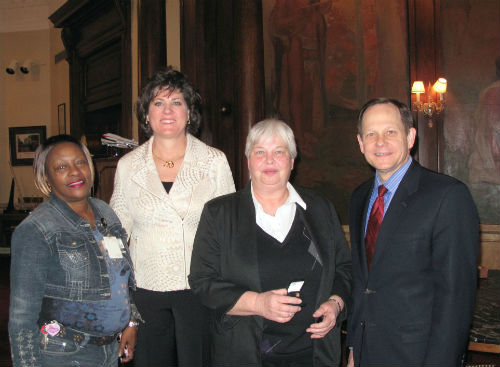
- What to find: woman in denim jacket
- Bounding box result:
[9,135,141,367]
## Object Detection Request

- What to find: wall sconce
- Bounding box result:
[411,78,447,119]
[6,60,19,75]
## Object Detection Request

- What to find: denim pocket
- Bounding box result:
[56,233,90,271]
[56,233,91,294]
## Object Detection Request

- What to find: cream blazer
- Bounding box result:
[110,134,235,291]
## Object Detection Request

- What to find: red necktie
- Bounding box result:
[365,185,388,269]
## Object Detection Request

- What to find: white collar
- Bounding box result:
[250,182,306,243]
[250,182,307,212]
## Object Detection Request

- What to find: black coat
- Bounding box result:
[348,160,479,366]
[189,183,352,367]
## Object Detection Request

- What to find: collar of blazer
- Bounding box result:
[129,134,208,201]
[364,160,422,272]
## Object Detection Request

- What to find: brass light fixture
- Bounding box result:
[411,78,447,119]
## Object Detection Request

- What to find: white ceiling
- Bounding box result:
[0,0,65,33]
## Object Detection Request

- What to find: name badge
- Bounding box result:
[102,236,124,259]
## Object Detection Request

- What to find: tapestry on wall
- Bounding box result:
[262,0,409,223]
[441,0,500,224]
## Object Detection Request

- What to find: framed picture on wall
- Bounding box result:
[9,126,47,166]
[58,103,66,134]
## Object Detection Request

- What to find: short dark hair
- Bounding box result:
[357,98,414,135]
[136,67,202,137]
[34,134,94,197]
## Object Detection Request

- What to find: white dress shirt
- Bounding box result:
[251,182,307,243]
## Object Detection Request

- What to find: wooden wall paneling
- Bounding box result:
[84,43,122,112]
[138,0,166,143]
[232,0,265,187]
[50,0,132,152]
[93,158,118,203]
[180,0,200,89]
[408,0,443,172]
[214,1,237,179]
[50,0,132,203]
[181,0,212,143]
[199,0,219,148]
[181,0,238,181]
[119,0,132,140]
[181,0,265,189]
[196,0,240,183]
[433,0,444,173]
[61,26,85,141]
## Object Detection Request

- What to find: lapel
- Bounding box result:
[369,161,421,271]
[235,184,264,328]
[130,137,166,201]
[235,184,262,293]
[298,204,326,270]
[168,134,205,218]
[355,182,374,281]
[297,203,330,308]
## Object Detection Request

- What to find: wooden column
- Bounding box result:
[138,0,166,142]
[233,0,265,186]
[408,0,443,172]
[180,0,265,188]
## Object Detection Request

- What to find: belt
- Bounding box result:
[40,321,119,346]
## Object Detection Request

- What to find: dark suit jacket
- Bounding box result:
[347,160,479,367]
[189,184,351,367]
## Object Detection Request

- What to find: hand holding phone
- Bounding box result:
[287,280,305,307]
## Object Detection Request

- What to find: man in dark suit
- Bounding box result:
[347,98,479,367]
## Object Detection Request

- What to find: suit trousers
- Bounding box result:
[132,288,210,367]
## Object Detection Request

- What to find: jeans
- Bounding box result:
[41,332,119,367]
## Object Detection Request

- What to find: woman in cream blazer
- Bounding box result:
[111,68,235,366]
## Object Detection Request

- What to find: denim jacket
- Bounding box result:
[8,194,140,367]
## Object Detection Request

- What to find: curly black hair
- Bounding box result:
[136,67,202,137]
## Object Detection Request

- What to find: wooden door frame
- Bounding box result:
[408,0,444,172]
[180,0,265,189]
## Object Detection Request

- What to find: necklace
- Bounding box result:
[153,150,184,168]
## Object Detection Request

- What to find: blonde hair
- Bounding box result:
[34,135,95,197]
